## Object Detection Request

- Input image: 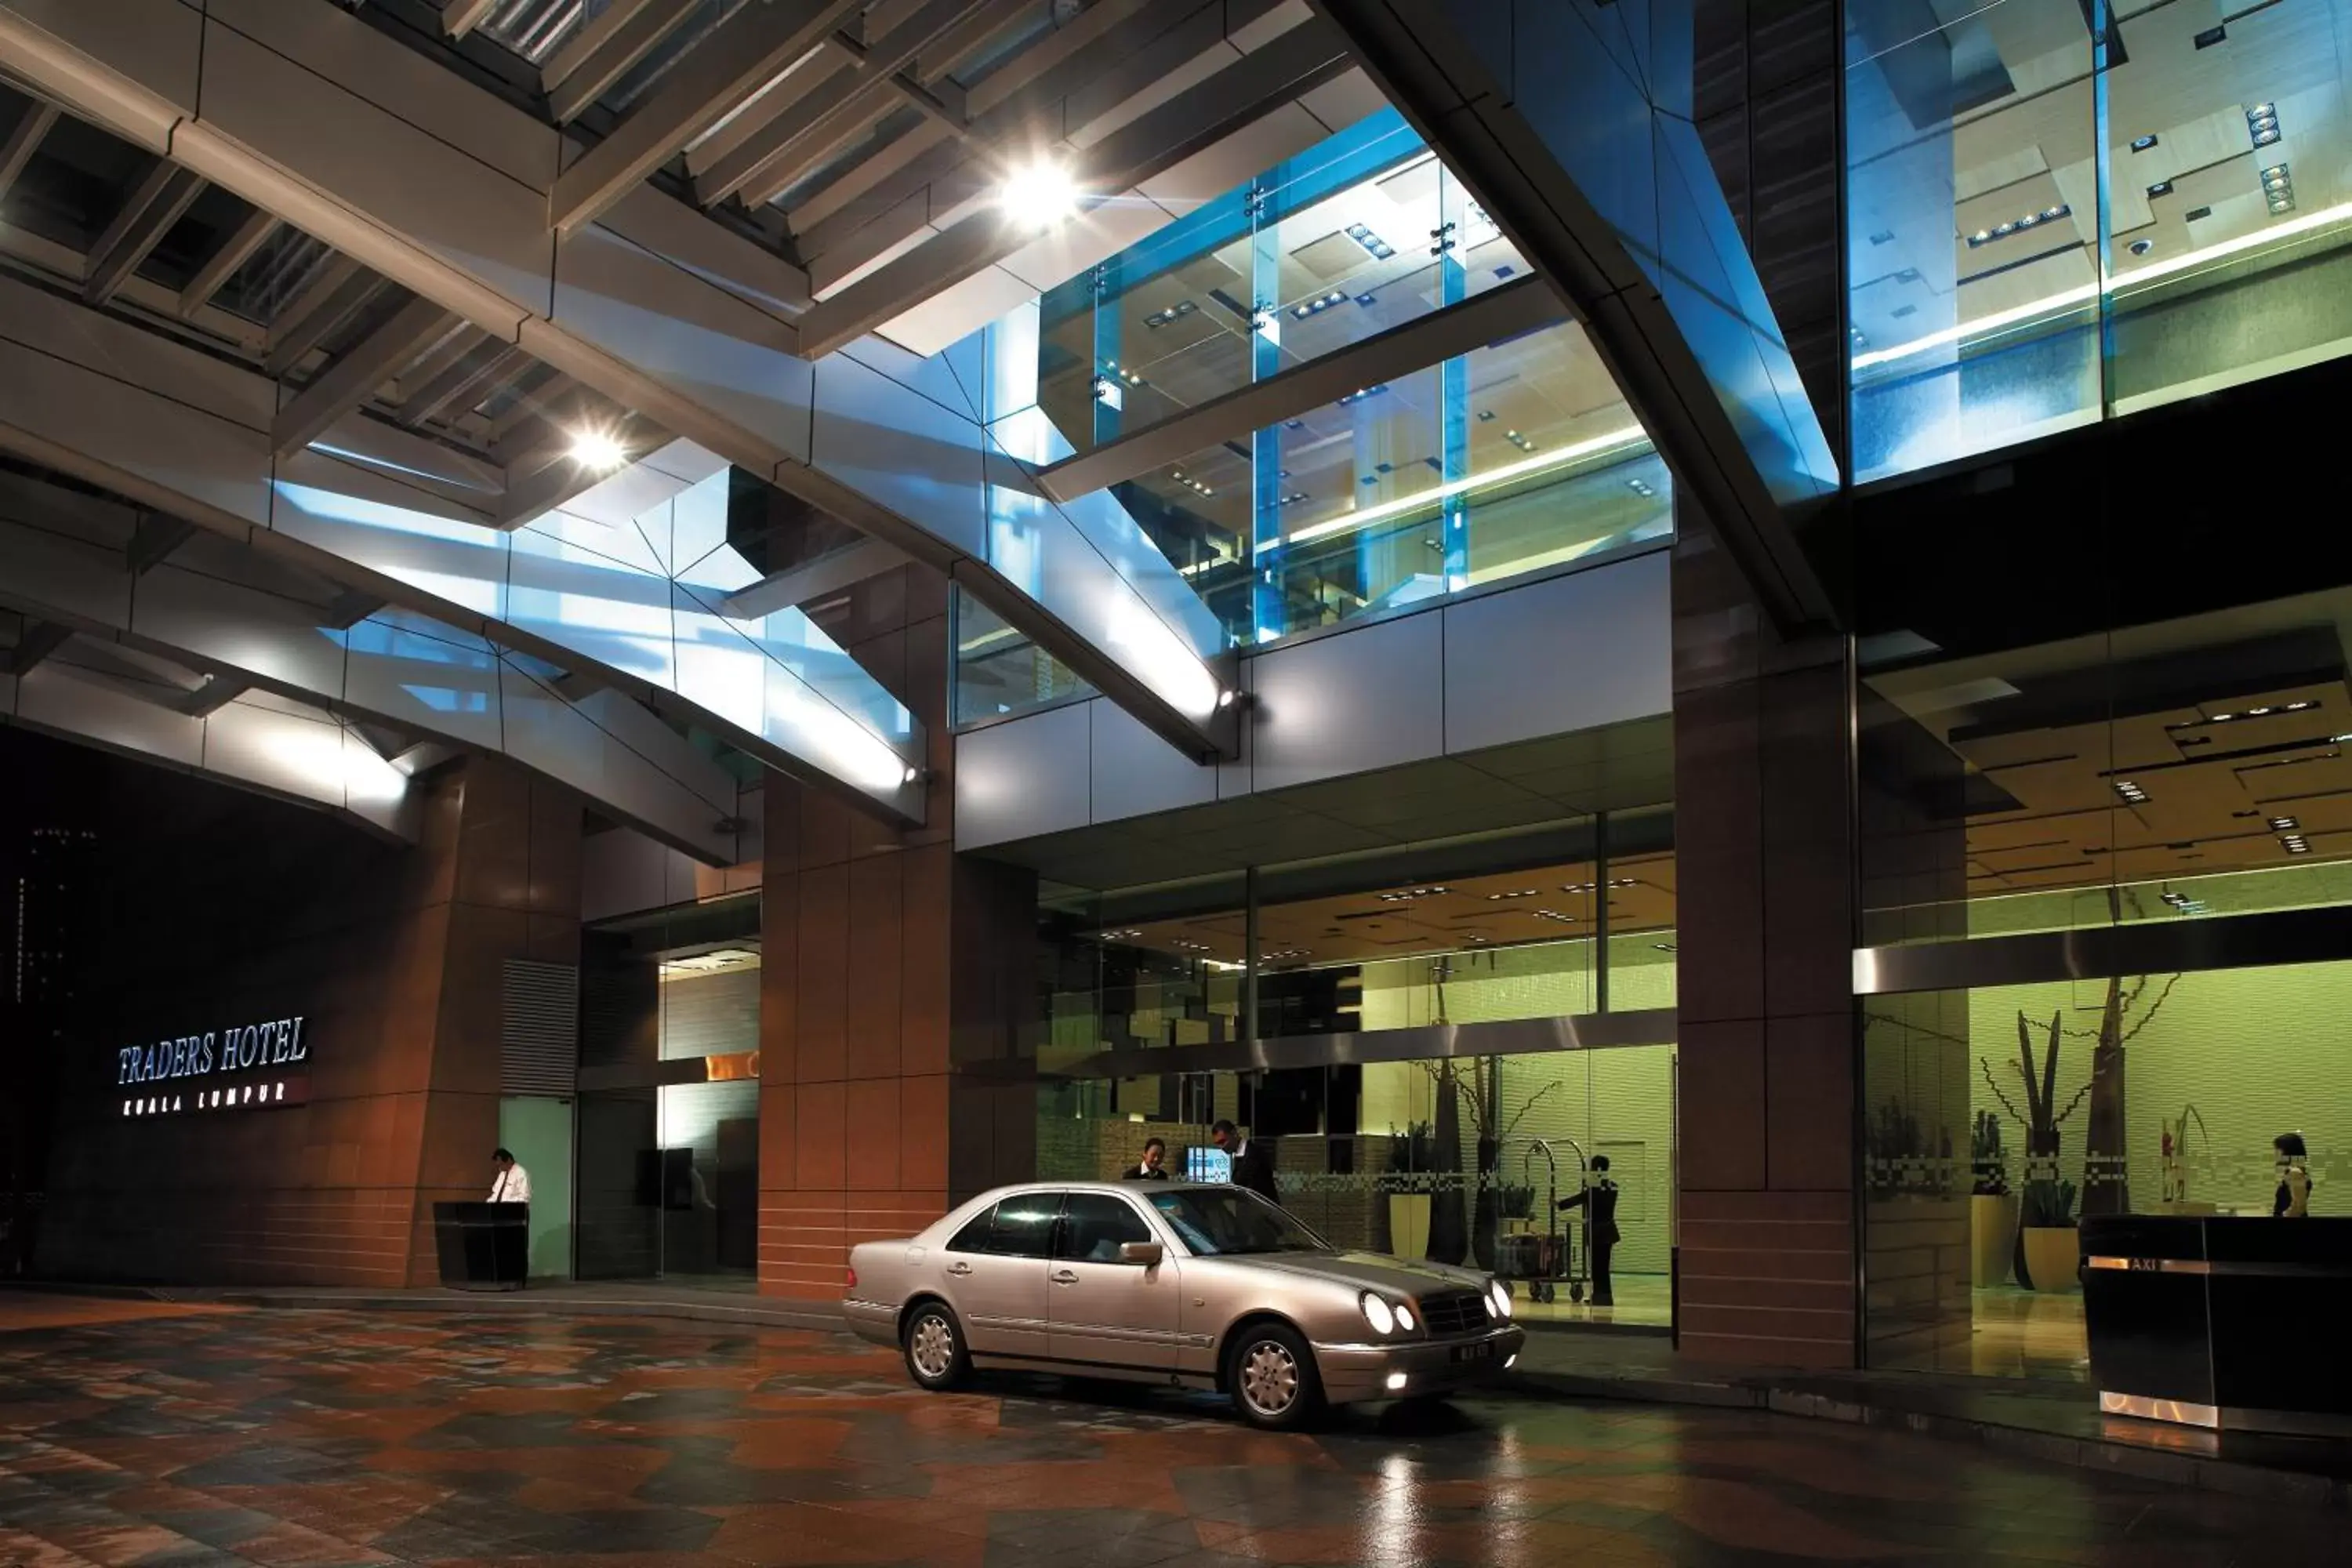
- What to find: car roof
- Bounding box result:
[978,1180,1226,1198]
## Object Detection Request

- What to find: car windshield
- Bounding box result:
[1149,1189,1329,1256]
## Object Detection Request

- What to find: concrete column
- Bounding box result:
[1671,509,1859,1367]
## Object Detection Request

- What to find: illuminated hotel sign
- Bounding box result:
[117,1016,311,1117]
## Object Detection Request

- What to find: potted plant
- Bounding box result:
[1984,1011,2088,1293]
[1385,1121,1434,1261]
[1969,1110,2017,1288]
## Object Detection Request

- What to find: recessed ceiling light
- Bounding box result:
[569,428,630,471]
[1000,159,1080,227]
[2114,779,2150,804]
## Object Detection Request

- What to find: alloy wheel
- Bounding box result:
[909,1314,956,1380]
[1239,1338,1299,1416]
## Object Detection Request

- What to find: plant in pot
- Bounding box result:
[1982,1011,2094,1292]
[1383,1120,1436,1261]
[1969,1109,2018,1288]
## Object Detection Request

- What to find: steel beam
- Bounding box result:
[84,162,204,305]
[125,510,194,575]
[794,16,1352,358]
[5,619,68,675]
[543,0,697,122]
[549,0,867,234]
[174,670,250,717]
[260,256,377,377]
[495,414,665,528]
[1037,276,1569,502]
[176,208,277,318]
[441,0,501,41]
[399,339,525,427]
[270,295,459,458]
[695,0,1008,208]
[720,534,910,620]
[0,97,54,194]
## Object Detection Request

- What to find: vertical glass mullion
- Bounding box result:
[1091,260,1123,450]
[2091,0,2117,419]
[1250,183,1286,644]
[1438,165,1472,592]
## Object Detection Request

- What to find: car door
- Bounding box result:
[1047,1192,1181,1371]
[943,1192,1060,1359]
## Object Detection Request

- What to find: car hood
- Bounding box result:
[1233,1250,1487,1295]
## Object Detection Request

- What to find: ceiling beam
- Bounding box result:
[549,0,868,235]
[399,339,527,427]
[0,100,56,196]
[441,0,502,41]
[720,535,911,621]
[270,295,461,459]
[174,671,251,717]
[5,619,70,677]
[260,256,378,377]
[695,0,1010,209]
[84,162,205,305]
[797,16,1352,358]
[176,208,276,318]
[543,0,699,122]
[125,510,196,576]
[1037,277,1571,502]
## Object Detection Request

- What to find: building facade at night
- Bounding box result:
[2,0,2349,1385]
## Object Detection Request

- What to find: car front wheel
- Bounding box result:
[1226,1323,1323,1430]
[902,1301,971,1392]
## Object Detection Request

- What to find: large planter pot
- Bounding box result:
[1970,1193,2019,1288]
[2019,1225,2082,1294]
[1388,1193,1430,1260]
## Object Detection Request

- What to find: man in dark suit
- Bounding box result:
[1556,1154,1621,1306]
[1124,1137,1171,1181]
[1211,1120,1279,1205]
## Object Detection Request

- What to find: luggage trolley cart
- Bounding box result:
[1495,1137,1589,1304]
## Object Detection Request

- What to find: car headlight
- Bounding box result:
[1359,1291,1397,1335]
[1489,1279,1513,1319]
[1396,1302,1416,1332]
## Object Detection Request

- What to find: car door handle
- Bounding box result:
[946,1261,972,1276]
[1051,1270,1078,1284]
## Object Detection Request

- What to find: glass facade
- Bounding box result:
[1033,818,1678,1330]
[1847,0,2352,482]
[954,112,1671,725]
[1864,963,2348,1382]
[575,894,762,1287]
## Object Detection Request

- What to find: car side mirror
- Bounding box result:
[1119,1241,1164,1266]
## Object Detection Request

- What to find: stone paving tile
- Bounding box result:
[0,1301,2331,1566]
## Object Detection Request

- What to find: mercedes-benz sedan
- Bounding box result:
[843,1181,1525,1428]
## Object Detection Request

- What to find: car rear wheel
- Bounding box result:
[902,1301,971,1392]
[1226,1323,1322,1430]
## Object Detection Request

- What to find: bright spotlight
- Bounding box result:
[569,429,630,472]
[1000,160,1080,227]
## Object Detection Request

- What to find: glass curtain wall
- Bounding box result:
[1848,0,2352,482]
[1864,964,2348,1382]
[576,893,761,1287]
[1035,818,1679,1329]
[955,112,1673,724]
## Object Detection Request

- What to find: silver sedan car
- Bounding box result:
[843,1180,1525,1428]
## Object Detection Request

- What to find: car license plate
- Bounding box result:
[1450,1341,1494,1364]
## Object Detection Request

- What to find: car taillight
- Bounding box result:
[845,1265,858,1290]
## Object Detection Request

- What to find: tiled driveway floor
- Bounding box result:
[0,1304,2330,1566]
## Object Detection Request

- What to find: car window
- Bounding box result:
[946,1195,1063,1257]
[946,1208,995,1254]
[1055,1193,1152,1262]
[1148,1188,1327,1255]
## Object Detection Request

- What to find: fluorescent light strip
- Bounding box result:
[1276,426,1650,551]
[1853,199,2352,371]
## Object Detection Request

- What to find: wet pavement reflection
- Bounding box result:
[0,1305,2326,1566]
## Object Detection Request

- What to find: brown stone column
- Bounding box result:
[756,564,1036,1299]
[1672,514,1860,1367]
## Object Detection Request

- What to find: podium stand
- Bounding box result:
[433,1201,529,1290]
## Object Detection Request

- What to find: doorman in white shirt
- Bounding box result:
[488,1148,532,1204]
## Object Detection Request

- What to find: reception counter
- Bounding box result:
[2082,1214,2352,1436]
[432,1201,528,1290]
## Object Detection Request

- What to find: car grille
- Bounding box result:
[1418,1288,1492,1337]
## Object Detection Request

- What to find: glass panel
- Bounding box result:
[1848,1,2352,481]
[2103,2,2352,415]
[1860,584,2352,945]
[950,584,1090,724]
[1862,964,2350,1381]
[575,894,760,1285]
